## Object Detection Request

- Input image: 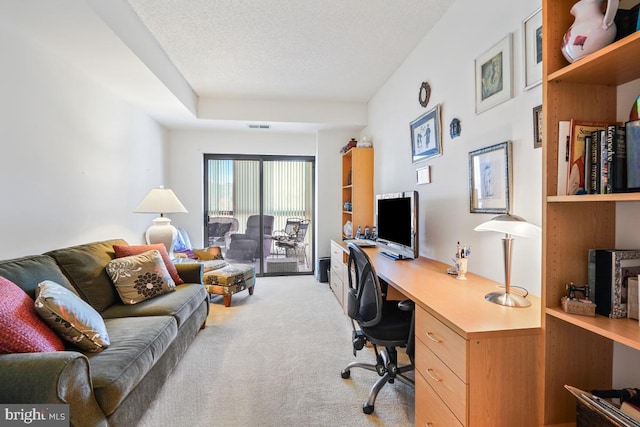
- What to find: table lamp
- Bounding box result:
[134,186,188,257]
[474,213,541,307]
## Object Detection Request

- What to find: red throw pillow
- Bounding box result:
[0,276,65,353]
[113,244,184,285]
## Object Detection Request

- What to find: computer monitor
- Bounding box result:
[375,191,419,260]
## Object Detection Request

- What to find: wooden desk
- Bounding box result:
[331,241,541,426]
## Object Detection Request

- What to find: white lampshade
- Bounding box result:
[474,213,541,238]
[134,186,187,257]
[474,213,540,308]
[134,186,188,216]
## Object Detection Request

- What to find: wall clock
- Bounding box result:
[419,82,431,108]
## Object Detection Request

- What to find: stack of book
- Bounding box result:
[556,119,640,196]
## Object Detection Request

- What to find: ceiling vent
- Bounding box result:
[248,124,271,129]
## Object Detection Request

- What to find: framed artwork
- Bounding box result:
[468,141,512,214]
[533,105,542,148]
[410,104,442,163]
[523,8,543,90]
[475,34,513,114]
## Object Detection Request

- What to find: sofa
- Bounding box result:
[0,239,209,427]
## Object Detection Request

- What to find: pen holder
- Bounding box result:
[457,258,468,280]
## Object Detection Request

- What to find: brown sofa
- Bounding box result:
[0,239,208,427]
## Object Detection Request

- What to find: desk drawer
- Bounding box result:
[416,370,464,427]
[416,307,467,381]
[415,338,467,422]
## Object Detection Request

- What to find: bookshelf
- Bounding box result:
[542,0,640,425]
[341,147,373,238]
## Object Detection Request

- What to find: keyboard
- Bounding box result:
[344,239,377,247]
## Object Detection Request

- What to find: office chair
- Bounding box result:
[341,242,415,414]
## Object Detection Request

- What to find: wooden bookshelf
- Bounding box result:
[541,0,640,425]
[341,148,373,238]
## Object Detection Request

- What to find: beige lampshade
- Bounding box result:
[134,186,188,216]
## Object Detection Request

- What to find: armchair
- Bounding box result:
[226,215,274,261]
[207,216,239,251]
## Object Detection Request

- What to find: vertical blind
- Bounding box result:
[206,158,313,234]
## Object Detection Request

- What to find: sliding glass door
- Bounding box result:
[204,154,314,276]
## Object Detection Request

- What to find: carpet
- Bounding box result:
[137,275,414,427]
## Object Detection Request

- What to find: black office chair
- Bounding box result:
[340,242,415,414]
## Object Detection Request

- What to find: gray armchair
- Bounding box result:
[226,215,274,261]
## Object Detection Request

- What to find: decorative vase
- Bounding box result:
[561,0,619,63]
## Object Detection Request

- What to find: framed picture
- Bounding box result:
[475,34,513,114]
[410,104,442,163]
[523,8,543,90]
[593,249,640,319]
[533,105,542,148]
[468,141,512,214]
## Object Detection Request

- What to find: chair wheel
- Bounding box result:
[363,404,374,414]
[341,369,351,379]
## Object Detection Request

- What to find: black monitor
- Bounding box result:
[375,191,418,260]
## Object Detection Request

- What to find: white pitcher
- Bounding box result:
[561,0,619,63]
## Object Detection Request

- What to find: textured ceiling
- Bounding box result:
[126,0,454,102]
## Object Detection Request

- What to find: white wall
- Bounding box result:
[365,0,543,296]
[0,21,167,259]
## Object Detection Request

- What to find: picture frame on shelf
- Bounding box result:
[475,34,513,114]
[533,105,542,149]
[522,8,542,90]
[468,141,512,214]
[410,104,442,163]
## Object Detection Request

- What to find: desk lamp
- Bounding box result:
[474,213,541,307]
[134,186,188,257]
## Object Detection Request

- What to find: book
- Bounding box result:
[612,124,628,193]
[584,134,592,193]
[589,129,601,194]
[594,249,640,318]
[600,129,608,194]
[567,120,608,195]
[614,4,640,41]
[604,125,615,194]
[565,385,640,427]
[556,121,570,196]
[627,120,640,191]
[622,401,640,423]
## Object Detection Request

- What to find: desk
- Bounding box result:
[331,240,541,427]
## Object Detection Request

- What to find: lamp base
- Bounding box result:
[485,291,531,307]
[145,217,178,257]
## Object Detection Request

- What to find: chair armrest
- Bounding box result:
[397,299,415,311]
[230,233,251,241]
[175,262,203,283]
[0,352,107,427]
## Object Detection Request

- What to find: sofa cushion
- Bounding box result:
[192,246,224,261]
[87,316,177,416]
[46,239,127,313]
[106,250,175,305]
[35,280,110,353]
[0,255,76,300]
[113,244,184,285]
[101,283,207,327]
[0,276,64,353]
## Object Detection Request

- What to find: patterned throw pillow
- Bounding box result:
[113,243,184,285]
[34,280,110,353]
[106,249,176,305]
[192,246,224,261]
[0,276,64,354]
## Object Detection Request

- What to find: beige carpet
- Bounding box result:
[137,275,414,427]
